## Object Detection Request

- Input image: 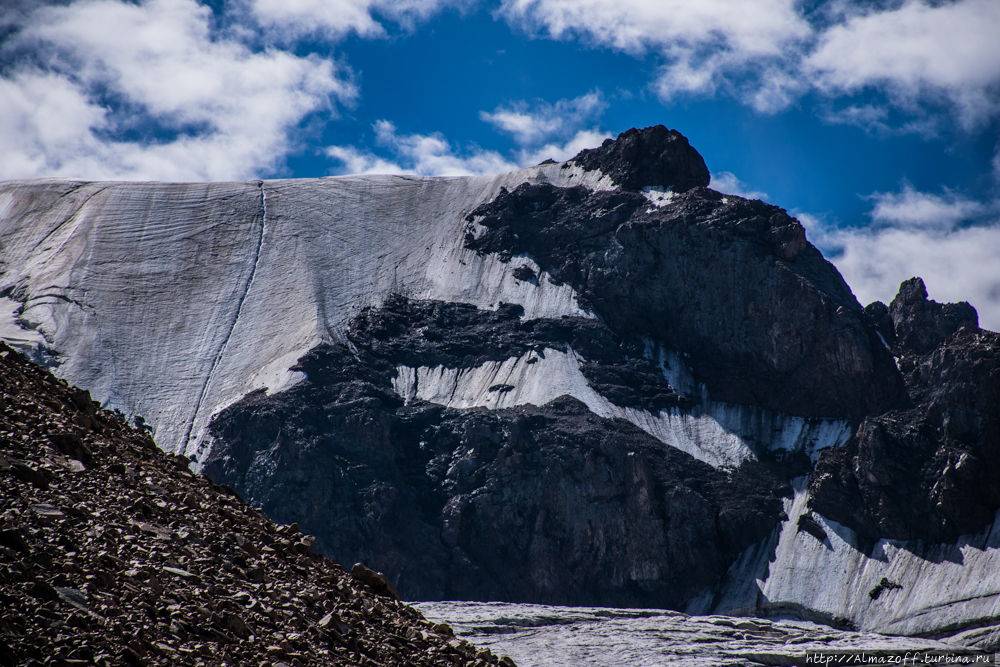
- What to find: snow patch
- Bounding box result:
[422,248,592,320]
[698,479,1000,637]
[641,186,673,207]
[536,162,619,191]
[392,348,849,469]
[0,296,48,353]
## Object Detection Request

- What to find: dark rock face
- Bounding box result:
[466,181,904,420]
[201,127,998,612]
[205,303,806,606]
[809,278,1000,543]
[889,277,979,356]
[570,125,711,192]
[346,295,697,412]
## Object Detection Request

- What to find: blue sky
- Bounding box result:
[2,0,999,329]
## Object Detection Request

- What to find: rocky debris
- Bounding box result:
[0,342,513,667]
[465,176,904,421]
[569,125,711,193]
[809,278,1000,543]
[796,514,828,543]
[205,329,806,607]
[509,266,535,282]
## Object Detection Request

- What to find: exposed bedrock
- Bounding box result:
[465,175,904,420]
[809,278,1000,543]
[569,124,711,193]
[204,333,802,606]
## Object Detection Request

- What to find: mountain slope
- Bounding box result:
[0,341,511,667]
[1,126,998,642]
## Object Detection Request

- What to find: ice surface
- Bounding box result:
[415,601,963,667]
[392,348,850,469]
[0,296,47,355]
[693,478,1000,638]
[0,165,598,460]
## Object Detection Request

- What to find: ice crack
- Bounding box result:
[184,182,268,460]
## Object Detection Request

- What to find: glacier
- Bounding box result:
[415,601,984,666]
[0,165,595,462]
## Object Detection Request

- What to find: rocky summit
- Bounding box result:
[0,341,515,667]
[1,125,999,644]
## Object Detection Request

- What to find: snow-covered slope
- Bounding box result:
[0,164,847,470]
[392,349,849,468]
[691,479,1000,642]
[0,165,591,460]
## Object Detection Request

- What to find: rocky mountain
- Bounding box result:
[0,340,513,667]
[1,126,998,646]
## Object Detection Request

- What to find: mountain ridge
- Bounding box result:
[1,125,998,645]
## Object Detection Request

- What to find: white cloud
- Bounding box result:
[248,0,468,40]
[708,171,768,200]
[499,0,808,58]
[327,121,608,176]
[479,92,611,165]
[324,145,409,175]
[799,189,1000,332]
[499,0,1000,128]
[518,129,610,165]
[867,183,989,230]
[326,121,519,176]
[0,0,354,181]
[480,92,607,146]
[499,0,811,106]
[805,0,1000,128]
[328,92,613,177]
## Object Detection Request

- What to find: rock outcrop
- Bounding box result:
[569,125,711,192]
[204,317,802,605]
[0,341,513,667]
[464,180,904,420]
[809,278,1000,543]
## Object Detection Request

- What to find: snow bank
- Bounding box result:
[693,478,1000,640]
[392,348,849,469]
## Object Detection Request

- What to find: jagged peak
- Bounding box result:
[888,276,978,355]
[569,125,711,193]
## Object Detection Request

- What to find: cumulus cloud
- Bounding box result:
[866,183,989,230]
[326,121,519,176]
[517,129,610,165]
[805,0,1000,128]
[499,0,810,109]
[248,0,469,41]
[481,91,606,146]
[799,186,1000,332]
[326,117,609,177]
[0,0,354,181]
[708,171,768,200]
[479,92,611,165]
[499,0,1000,127]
